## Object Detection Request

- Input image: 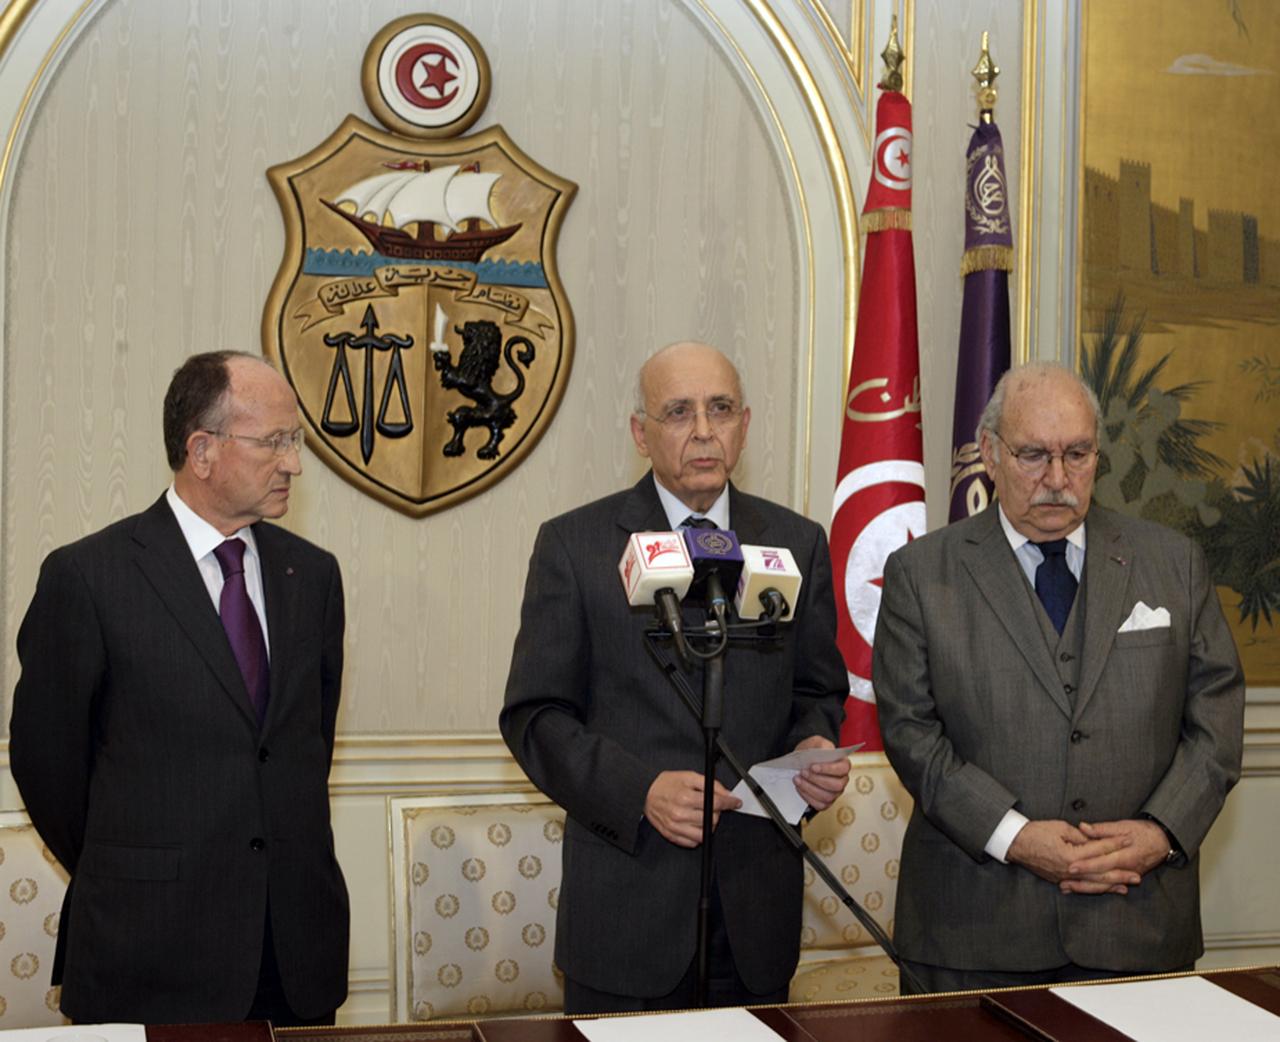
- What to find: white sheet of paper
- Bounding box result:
[0,1026,146,1042]
[573,1007,784,1042]
[1051,976,1280,1042]
[729,744,862,824]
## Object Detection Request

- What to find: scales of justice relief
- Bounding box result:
[263,14,576,515]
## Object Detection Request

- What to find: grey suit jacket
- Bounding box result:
[499,475,847,997]
[10,494,349,1022]
[872,504,1244,972]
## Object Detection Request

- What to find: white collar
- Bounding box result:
[652,475,731,531]
[165,484,259,562]
[996,502,1086,554]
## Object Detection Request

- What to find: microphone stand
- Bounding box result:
[643,628,924,998]
[696,631,724,1007]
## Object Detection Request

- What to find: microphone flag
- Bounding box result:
[829,86,927,751]
[681,527,745,604]
[949,117,1012,522]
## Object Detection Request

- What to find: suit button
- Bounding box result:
[1060,652,1074,662]
[1071,799,1086,811]
[249,837,266,851]
[1071,730,1085,743]
[1063,683,1074,695]
[258,747,270,763]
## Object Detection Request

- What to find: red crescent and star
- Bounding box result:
[394,43,459,109]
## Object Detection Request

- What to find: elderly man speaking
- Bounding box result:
[501,341,850,1014]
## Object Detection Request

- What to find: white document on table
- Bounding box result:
[574,1006,784,1042]
[0,1027,146,1042]
[1051,975,1280,1042]
[729,744,862,824]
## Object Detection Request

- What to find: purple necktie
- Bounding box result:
[213,539,270,723]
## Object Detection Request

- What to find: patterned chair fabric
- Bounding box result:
[389,792,565,1021]
[0,811,69,1028]
[789,751,913,1002]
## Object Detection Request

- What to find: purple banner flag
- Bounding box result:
[949,120,1013,522]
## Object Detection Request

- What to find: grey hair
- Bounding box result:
[976,362,1101,459]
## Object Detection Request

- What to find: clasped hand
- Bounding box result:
[1008,818,1171,895]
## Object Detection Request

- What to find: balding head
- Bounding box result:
[630,341,751,513]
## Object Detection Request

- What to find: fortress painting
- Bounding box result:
[1079,0,1280,683]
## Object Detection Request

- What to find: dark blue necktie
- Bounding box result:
[1033,538,1078,635]
[682,515,717,530]
[214,539,270,723]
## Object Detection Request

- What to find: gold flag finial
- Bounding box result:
[879,15,905,92]
[972,30,999,123]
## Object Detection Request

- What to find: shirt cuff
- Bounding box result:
[985,809,1030,863]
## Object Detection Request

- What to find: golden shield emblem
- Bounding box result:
[263,17,575,515]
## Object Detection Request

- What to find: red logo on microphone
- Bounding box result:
[762,549,784,571]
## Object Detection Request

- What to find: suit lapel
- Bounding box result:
[727,484,769,544]
[131,495,260,728]
[615,473,672,534]
[960,509,1074,718]
[1073,508,1134,718]
[255,523,299,735]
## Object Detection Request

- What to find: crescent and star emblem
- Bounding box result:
[395,44,459,110]
[873,126,913,190]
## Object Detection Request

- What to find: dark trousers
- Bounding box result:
[899,958,1197,996]
[563,884,790,1014]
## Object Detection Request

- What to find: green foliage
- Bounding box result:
[1082,292,1223,525]
[1194,458,1280,630]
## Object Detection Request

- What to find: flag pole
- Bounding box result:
[948,31,1014,522]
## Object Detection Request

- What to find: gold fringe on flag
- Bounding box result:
[860,207,912,234]
[959,243,1013,276]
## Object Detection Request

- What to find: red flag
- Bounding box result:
[830,89,927,750]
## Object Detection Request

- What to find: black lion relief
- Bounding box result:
[432,320,536,460]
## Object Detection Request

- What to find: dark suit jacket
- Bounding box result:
[9,494,349,1023]
[873,504,1244,973]
[499,475,847,998]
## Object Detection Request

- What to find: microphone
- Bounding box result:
[681,528,744,622]
[618,532,695,647]
[735,544,803,622]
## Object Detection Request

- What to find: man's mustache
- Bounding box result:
[1031,489,1079,507]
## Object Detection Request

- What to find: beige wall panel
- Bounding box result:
[1,0,797,735]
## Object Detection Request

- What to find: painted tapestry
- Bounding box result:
[1080,0,1279,683]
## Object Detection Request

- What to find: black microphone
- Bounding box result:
[681,528,745,624]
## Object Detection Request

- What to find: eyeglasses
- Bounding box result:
[204,428,305,456]
[991,430,1098,476]
[639,399,744,433]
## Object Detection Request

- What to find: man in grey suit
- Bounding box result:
[10,352,349,1024]
[501,341,850,1014]
[874,362,1244,994]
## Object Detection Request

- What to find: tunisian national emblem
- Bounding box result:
[263,15,576,515]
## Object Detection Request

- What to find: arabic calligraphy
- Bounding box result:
[845,375,922,423]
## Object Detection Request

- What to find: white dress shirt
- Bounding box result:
[165,485,271,657]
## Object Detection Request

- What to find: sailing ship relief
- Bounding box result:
[323,161,521,264]
[262,15,575,517]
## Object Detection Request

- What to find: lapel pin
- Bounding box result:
[1109,554,1127,567]
[286,566,295,576]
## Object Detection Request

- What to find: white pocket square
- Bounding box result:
[1118,601,1171,633]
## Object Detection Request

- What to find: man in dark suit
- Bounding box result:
[500,341,850,1014]
[10,351,349,1025]
[873,362,1244,994]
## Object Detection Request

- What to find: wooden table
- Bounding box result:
[260,965,1280,1042]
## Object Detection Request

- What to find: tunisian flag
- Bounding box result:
[830,88,927,749]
